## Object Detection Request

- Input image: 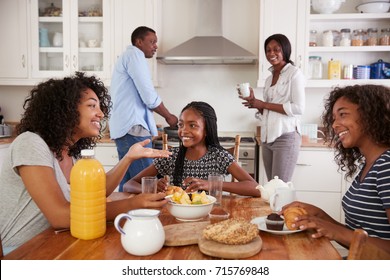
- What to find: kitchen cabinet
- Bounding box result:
[0,0,29,82]
[94,143,119,191]
[258,147,345,222]
[306,0,390,87]
[30,0,112,81]
[113,0,161,86]
[257,0,306,87]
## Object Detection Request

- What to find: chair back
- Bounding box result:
[0,234,3,258]
[226,135,241,182]
[347,229,390,260]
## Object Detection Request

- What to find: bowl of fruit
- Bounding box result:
[165,188,216,221]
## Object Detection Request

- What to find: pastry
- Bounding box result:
[283,207,308,230]
[166,186,183,195]
[265,213,284,231]
[202,218,258,245]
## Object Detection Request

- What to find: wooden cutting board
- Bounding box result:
[164,221,210,246]
[198,236,262,259]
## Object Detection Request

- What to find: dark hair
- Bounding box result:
[131,26,156,45]
[17,72,111,160]
[172,101,222,186]
[321,84,390,178]
[264,34,294,65]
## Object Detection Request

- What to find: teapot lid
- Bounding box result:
[267,176,287,186]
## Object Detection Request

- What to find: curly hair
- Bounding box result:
[17,72,111,160]
[321,84,390,178]
[172,101,223,186]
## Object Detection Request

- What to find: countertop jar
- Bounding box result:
[308,56,323,79]
[309,30,317,46]
[339,28,351,46]
[352,29,364,46]
[367,28,378,46]
[322,30,333,47]
[380,28,390,46]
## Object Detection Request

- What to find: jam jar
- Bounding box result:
[380,28,390,46]
[339,28,351,46]
[352,29,364,46]
[367,28,378,46]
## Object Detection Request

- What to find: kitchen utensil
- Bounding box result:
[311,0,345,14]
[165,194,216,221]
[163,126,178,137]
[198,236,262,259]
[238,82,250,97]
[256,176,294,202]
[114,209,165,256]
[269,188,296,212]
[163,221,210,246]
[52,32,63,47]
[39,28,50,47]
[356,1,390,13]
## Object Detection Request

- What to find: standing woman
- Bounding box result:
[240,34,305,182]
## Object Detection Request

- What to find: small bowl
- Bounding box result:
[356,1,390,13]
[166,194,216,221]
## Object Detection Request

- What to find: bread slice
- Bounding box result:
[202,218,258,245]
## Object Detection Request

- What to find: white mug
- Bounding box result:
[269,187,296,212]
[238,82,250,98]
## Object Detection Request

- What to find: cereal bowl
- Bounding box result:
[165,194,216,221]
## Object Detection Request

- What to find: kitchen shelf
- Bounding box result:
[306,79,390,88]
[310,13,390,22]
[309,46,390,53]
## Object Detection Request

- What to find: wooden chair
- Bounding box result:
[226,135,241,182]
[0,234,3,258]
[347,229,390,260]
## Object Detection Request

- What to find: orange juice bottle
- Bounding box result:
[70,149,106,240]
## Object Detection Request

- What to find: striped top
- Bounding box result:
[342,150,390,240]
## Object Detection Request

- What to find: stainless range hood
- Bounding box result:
[156,0,257,65]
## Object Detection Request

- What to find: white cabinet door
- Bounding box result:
[257,0,307,87]
[95,143,119,191]
[113,0,161,86]
[0,0,28,80]
[30,0,112,81]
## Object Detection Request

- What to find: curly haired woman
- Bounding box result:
[0,72,170,254]
[282,84,390,255]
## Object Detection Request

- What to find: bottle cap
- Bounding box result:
[81,149,95,156]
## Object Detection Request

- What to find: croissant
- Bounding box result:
[283,207,308,230]
[166,186,183,195]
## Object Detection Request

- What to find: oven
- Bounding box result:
[153,134,258,180]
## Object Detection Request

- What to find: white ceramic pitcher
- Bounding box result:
[114,209,165,256]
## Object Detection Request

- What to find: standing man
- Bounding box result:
[110,26,178,191]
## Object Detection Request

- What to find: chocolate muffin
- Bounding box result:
[265,213,284,231]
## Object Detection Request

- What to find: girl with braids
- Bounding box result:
[282,84,390,255]
[0,72,170,254]
[125,101,259,197]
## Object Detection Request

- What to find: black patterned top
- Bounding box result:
[153,146,235,186]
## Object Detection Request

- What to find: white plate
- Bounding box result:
[250,216,303,235]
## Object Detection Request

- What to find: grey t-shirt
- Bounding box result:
[0,132,71,248]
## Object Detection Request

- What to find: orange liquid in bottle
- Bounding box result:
[70,149,106,240]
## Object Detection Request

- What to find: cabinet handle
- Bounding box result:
[72,55,77,69]
[296,163,312,166]
[65,55,69,68]
[298,55,302,69]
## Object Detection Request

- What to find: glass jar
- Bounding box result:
[352,29,364,46]
[309,30,317,46]
[339,28,351,46]
[367,28,378,46]
[380,28,390,46]
[308,56,323,79]
[322,30,333,47]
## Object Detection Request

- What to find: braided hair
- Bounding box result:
[172,101,223,186]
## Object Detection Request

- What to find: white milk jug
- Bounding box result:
[114,209,165,256]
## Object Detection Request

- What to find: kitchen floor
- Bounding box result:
[331,241,349,258]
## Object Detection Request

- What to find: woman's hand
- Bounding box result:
[126,139,171,161]
[183,177,210,193]
[239,87,264,111]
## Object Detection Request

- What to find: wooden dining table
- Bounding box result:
[2,193,341,260]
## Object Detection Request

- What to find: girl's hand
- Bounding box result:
[129,192,168,209]
[182,177,210,193]
[157,177,169,193]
